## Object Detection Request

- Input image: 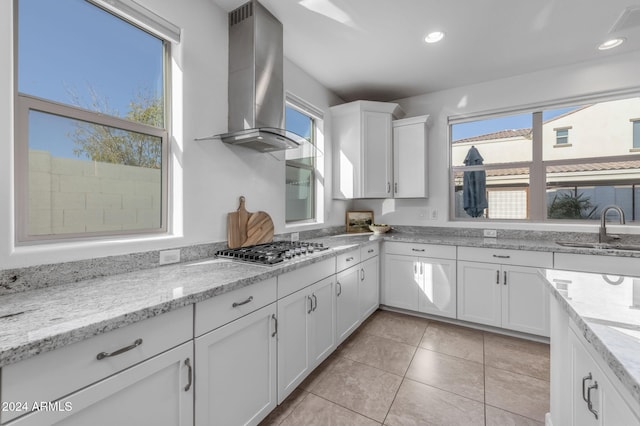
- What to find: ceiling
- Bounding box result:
[211,0,640,102]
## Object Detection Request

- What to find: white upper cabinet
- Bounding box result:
[393,115,429,198]
[331,100,403,199]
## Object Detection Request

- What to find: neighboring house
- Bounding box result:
[452,98,640,220]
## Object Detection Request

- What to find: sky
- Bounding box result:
[19,0,163,159]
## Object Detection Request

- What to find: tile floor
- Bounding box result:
[260,309,550,426]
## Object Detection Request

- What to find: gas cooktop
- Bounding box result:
[216,241,329,265]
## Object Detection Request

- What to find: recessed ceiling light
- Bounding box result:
[424,31,444,44]
[598,37,625,50]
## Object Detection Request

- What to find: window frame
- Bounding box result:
[632,119,640,150]
[284,95,322,225]
[449,91,640,223]
[14,0,172,243]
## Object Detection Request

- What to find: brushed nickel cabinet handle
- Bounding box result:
[232,296,253,308]
[387,182,391,193]
[184,358,192,392]
[272,314,278,337]
[496,270,500,284]
[582,373,592,403]
[312,294,318,312]
[308,295,313,314]
[368,248,374,253]
[587,381,599,419]
[360,268,365,281]
[97,338,143,360]
[503,271,507,285]
[346,257,354,262]
[411,248,426,252]
[394,182,398,193]
[337,282,342,296]
[493,254,510,259]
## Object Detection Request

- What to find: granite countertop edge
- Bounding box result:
[540,272,640,406]
[2,232,639,369]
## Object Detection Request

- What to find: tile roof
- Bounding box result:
[453,128,532,144]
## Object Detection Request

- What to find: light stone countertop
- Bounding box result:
[540,268,640,406]
[2,230,640,370]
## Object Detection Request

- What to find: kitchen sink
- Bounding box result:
[555,241,640,251]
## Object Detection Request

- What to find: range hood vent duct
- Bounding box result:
[209,0,315,155]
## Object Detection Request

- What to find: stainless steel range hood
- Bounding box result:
[216,0,312,154]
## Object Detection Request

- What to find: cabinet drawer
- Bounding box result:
[458,246,552,268]
[554,253,640,276]
[195,277,276,336]
[278,258,336,298]
[1,306,192,423]
[385,241,456,259]
[336,248,361,272]
[360,242,380,261]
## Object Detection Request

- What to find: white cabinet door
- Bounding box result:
[383,254,420,311]
[362,111,393,198]
[195,303,277,426]
[457,261,502,327]
[10,343,193,426]
[336,265,360,344]
[359,256,379,320]
[277,288,311,403]
[502,265,549,336]
[393,116,428,198]
[419,257,456,319]
[308,277,336,367]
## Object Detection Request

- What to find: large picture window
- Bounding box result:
[451,96,640,222]
[16,0,174,242]
[285,100,319,223]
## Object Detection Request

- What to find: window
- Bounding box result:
[633,120,640,149]
[554,128,570,145]
[16,0,175,242]
[451,96,640,222]
[284,99,319,223]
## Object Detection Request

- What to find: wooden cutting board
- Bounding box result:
[227,196,274,248]
[242,211,274,247]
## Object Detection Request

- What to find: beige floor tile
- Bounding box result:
[485,366,550,423]
[358,310,429,346]
[337,331,417,376]
[385,379,485,426]
[484,333,550,381]
[485,405,544,426]
[310,357,402,422]
[299,353,341,392]
[259,388,308,426]
[280,393,381,426]
[419,321,485,363]
[405,348,484,402]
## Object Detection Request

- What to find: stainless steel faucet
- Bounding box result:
[599,205,625,243]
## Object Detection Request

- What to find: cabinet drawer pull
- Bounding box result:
[96,338,143,360]
[232,296,253,308]
[368,249,375,253]
[582,373,592,402]
[411,248,426,252]
[346,256,354,262]
[492,254,510,259]
[587,381,599,419]
[184,358,193,392]
[272,314,278,337]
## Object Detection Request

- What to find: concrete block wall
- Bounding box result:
[29,150,161,235]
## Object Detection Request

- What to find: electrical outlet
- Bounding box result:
[430,208,438,220]
[291,232,299,242]
[484,229,497,238]
[159,249,181,265]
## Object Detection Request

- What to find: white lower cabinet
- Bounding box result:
[383,243,457,319]
[277,276,336,403]
[457,247,552,337]
[336,264,360,344]
[8,342,194,426]
[195,303,277,426]
[359,256,379,319]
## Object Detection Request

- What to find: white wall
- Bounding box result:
[353,51,640,233]
[0,0,346,268]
